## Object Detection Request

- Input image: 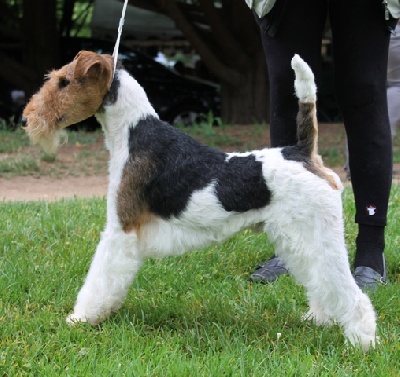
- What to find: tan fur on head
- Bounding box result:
[22,51,113,153]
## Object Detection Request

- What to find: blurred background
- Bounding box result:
[0,0,342,128]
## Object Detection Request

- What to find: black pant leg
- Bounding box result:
[254,0,328,147]
[330,0,393,226]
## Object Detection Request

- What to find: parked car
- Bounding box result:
[1,37,342,127]
[0,82,25,127]
[0,37,221,128]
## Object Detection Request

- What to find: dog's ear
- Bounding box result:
[74,51,114,90]
[73,50,86,62]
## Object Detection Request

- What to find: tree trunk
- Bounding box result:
[22,0,59,96]
[60,0,77,37]
[153,0,269,124]
[221,50,269,124]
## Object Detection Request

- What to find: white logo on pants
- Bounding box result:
[366,205,377,216]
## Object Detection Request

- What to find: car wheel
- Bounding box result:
[168,106,205,127]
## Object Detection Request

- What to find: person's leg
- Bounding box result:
[250,0,327,282]
[330,0,394,288]
[255,0,327,147]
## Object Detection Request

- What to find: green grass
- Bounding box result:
[176,118,241,149]
[0,128,30,153]
[1,186,400,376]
[0,129,107,178]
[1,123,399,178]
[394,130,400,164]
[0,157,39,174]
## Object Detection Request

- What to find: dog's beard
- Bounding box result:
[38,129,68,155]
[26,121,69,155]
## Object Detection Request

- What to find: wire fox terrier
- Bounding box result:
[22,51,377,350]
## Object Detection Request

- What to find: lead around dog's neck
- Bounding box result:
[100,62,123,110]
[102,69,120,107]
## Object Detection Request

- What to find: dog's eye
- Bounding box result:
[59,78,70,89]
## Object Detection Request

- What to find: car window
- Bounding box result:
[61,38,177,81]
[120,52,174,80]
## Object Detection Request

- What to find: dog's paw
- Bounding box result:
[345,333,379,352]
[302,310,333,327]
[66,313,88,325]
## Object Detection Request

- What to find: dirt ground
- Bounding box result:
[0,124,398,202]
[0,175,109,201]
[0,167,354,202]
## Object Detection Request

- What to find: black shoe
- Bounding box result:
[249,256,289,283]
[354,257,387,290]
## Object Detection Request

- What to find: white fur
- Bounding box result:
[66,62,377,351]
[36,128,68,155]
[292,54,317,102]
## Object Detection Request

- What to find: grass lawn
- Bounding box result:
[0,186,399,376]
[1,120,400,178]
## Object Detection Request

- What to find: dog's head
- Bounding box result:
[22,51,113,153]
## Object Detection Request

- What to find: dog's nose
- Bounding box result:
[21,116,27,126]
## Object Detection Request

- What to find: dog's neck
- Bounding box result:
[95,69,158,156]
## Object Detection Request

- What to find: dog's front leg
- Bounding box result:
[66,228,142,325]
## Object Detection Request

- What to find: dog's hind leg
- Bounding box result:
[306,260,377,351]
[66,229,142,325]
[265,188,377,351]
[273,223,377,351]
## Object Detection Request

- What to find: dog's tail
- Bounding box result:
[291,55,341,190]
[291,54,318,157]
